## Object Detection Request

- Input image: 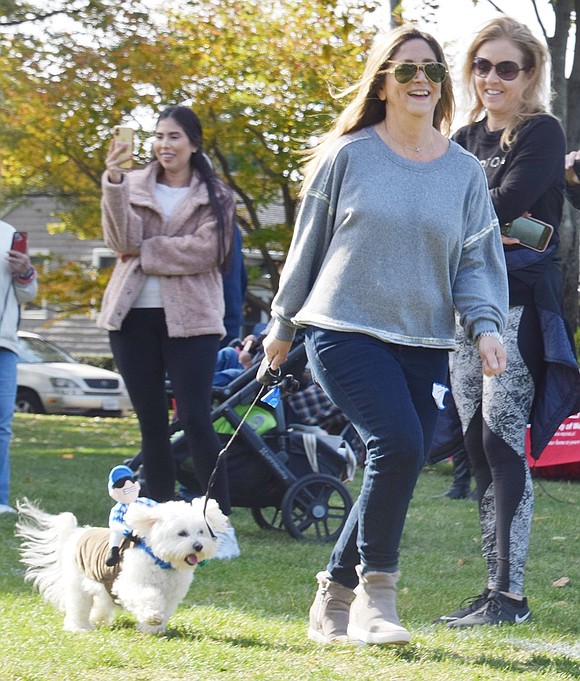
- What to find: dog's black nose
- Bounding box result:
[193,542,203,552]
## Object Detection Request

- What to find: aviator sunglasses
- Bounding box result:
[385,61,448,84]
[472,57,527,81]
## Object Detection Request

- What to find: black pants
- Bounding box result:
[109,308,230,513]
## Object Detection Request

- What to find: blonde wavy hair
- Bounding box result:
[463,16,551,149]
[299,26,455,197]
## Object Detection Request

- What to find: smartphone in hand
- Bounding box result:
[113,126,134,169]
[500,215,553,253]
[11,231,28,254]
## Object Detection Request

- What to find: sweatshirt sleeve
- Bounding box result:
[101,172,145,256]
[13,275,38,304]
[453,160,509,340]
[270,154,341,342]
[488,116,566,224]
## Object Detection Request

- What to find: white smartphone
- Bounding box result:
[500,215,554,252]
[113,126,134,169]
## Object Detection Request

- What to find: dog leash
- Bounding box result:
[202,357,297,532]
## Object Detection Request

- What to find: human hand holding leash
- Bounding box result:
[262,334,292,372]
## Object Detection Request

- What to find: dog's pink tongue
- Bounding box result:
[185,554,198,566]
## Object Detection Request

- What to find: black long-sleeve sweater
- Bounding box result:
[454,114,580,459]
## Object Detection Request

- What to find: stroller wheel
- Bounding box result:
[251,506,285,531]
[281,473,352,542]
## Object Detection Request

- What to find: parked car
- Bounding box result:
[15,331,132,417]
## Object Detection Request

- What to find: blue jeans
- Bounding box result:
[305,327,448,589]
[0,349,17,505]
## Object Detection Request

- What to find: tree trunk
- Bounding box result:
[549,0,579,329]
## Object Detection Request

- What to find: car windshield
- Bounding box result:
[17,336,77,364]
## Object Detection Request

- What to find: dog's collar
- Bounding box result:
[135,540,173,570]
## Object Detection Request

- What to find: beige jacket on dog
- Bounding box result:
[75,529,132,596]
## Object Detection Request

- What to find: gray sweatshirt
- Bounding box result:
[271,127,508,349]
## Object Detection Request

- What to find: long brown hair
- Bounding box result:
[299,26,455,196]
[463,16,551,149]
[157,106,229,267]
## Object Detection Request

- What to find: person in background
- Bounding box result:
[436,17,580,628]
[212,333,259,387]
[428,389,475,500]
[565,150,580,208]
[99,105,240,559]
[262,26,508,645]
[221,225,247,347]
[0,224,37,514]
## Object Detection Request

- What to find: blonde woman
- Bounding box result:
[437,17,580,628]
[262,26,508,645]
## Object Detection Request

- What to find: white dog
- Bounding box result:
[16,496,228,634]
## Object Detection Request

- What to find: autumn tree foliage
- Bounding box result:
[1,0,579,323]
[0,0,378,314]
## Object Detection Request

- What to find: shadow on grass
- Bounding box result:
[111,614,580,678]
[374,638,580,677]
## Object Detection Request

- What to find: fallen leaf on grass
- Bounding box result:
[551,577,570,588]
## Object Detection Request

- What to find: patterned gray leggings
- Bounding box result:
[451,306,541,595]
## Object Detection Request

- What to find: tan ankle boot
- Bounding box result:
[347,565,411,644]
[308,571,355,643]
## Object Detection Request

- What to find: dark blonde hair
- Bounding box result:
[300,26,455,195]
[463,16,550,148]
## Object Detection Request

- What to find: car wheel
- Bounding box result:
[15,388,45,414]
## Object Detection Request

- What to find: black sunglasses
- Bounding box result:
[385,61,448,85]
[472,57,526,81]
[112,476,134,489]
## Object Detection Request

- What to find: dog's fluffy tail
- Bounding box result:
[15,498,79,610]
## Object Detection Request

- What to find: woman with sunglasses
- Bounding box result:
[262,26,508,645]
[436,17,580,629]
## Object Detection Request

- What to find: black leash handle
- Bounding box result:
[256,356,281,386]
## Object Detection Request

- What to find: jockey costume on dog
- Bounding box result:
[105,465,157,567]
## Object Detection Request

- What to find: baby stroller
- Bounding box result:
[127,339,357,543]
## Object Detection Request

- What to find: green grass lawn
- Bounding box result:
[0,414,578,681]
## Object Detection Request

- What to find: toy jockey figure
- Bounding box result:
[106,465,156,566]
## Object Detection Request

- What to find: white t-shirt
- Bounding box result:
[132,183,189,308]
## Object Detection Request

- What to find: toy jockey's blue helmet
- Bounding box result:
[108,465,135,492]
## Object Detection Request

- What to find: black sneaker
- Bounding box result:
[433,589,490,623]
[447,591,532,628]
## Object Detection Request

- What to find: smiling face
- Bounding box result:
[472,38,531,129]
[380,38,442,121]
[153,117,197,180]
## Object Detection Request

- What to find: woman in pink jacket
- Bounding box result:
[99,106,239,558]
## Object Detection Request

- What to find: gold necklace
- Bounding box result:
[384,120,433,153]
